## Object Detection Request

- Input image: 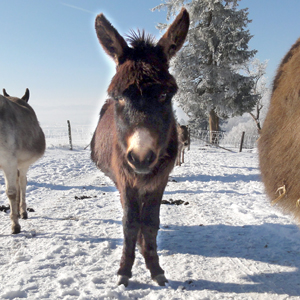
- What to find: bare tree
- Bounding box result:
[244,58,268,134]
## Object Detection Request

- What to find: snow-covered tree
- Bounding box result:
[153,0,258,141]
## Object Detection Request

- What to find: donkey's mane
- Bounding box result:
[126,30,157,49]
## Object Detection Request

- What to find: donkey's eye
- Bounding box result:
[159,93,167,102]
[118,98,125,105]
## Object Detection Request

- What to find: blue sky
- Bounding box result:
[1,0,300,126]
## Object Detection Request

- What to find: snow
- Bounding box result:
[1,141,300,299]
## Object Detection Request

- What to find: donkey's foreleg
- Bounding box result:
[4,167,21,234]
[19,168,29,219]
[176,148,181,166]
[117,191,140,286]
[140,192,168,286]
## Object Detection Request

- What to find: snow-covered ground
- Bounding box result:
[1,141,300,300]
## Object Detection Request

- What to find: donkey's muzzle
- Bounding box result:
[127,150,157,174]
[126,128,159,174]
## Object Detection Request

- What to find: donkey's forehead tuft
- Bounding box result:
[126,30,157,49]
[119,30,166,65]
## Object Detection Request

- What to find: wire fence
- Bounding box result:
[42,123,259,150]
[42,124,94,148]
[190,129,259,150]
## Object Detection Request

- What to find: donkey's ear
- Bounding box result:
[3,89,9,97]
[95,13,128,64]
[21,88,30,102]
[157,8,190,61]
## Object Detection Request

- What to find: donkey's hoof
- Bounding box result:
[117,275,129,287]
[21,211,28,219]
[153,274,168,286]
[12,224,21,234]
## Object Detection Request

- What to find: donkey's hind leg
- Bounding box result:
[3,165,21,234]
[19,167,29,219]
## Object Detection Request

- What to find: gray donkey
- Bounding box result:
[0,89,45,234]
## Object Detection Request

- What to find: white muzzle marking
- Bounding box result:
[127,128,157,171]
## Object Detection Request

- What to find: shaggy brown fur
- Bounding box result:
[91,9,189,286]
[258,37,300,222]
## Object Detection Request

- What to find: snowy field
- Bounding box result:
[1,139,300,299]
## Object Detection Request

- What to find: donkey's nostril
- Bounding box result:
[145,150,156,165]
[127,151,137,165]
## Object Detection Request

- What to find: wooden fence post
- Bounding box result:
[239,131,245,152]
[188,127,191,151]
[67,120,73,150]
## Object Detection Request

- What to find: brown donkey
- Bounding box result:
[259,38,300,222]
[0,89,45,233]
[176,124,190,166]
[91,9,189,286]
